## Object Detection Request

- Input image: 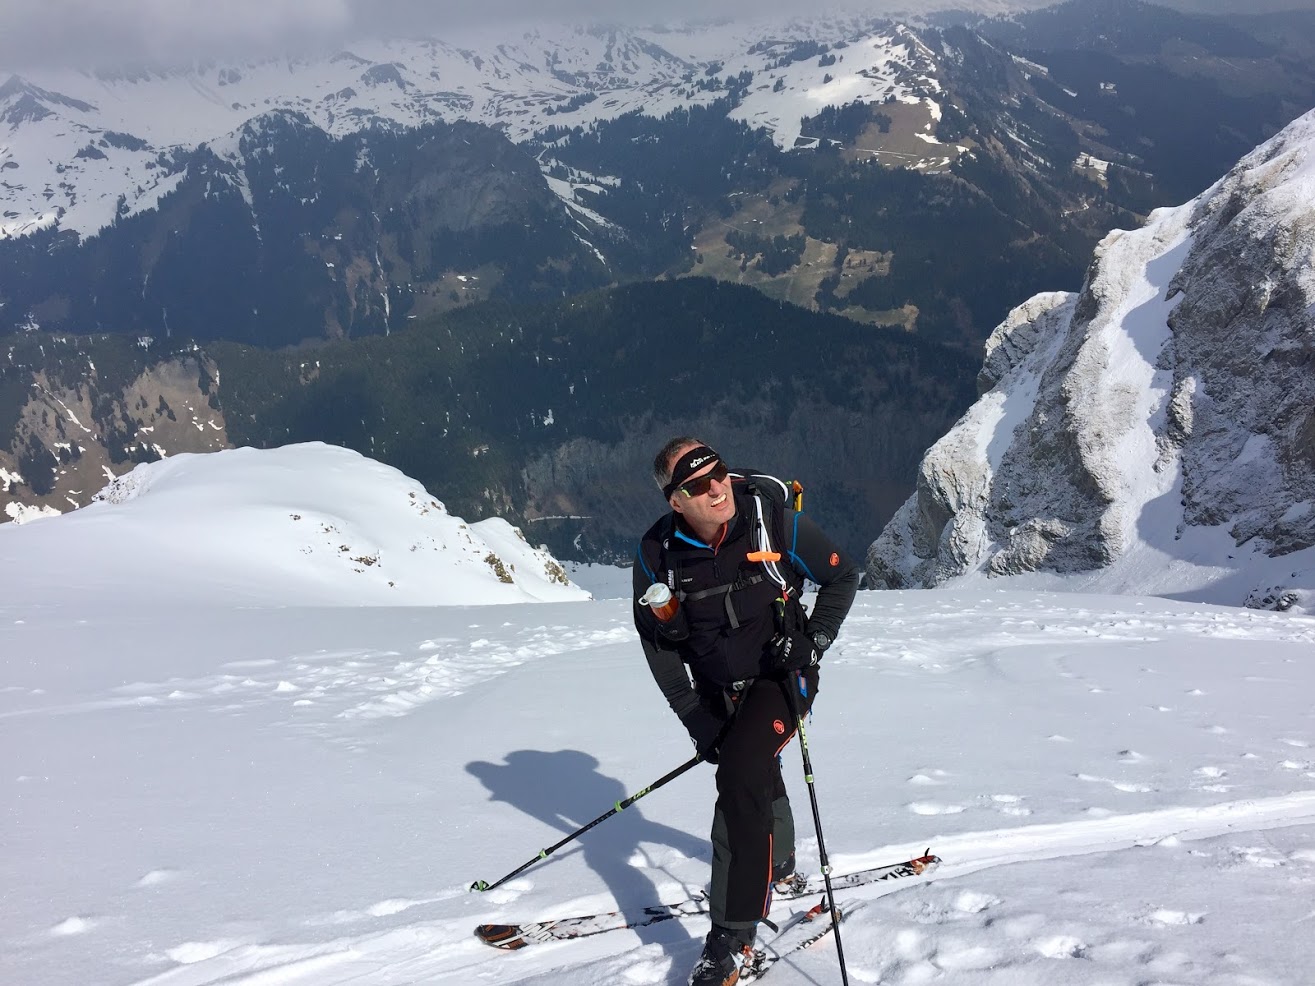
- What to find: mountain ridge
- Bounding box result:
[867,106,1315,613]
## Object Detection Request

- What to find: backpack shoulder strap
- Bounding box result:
[729,469,805,598]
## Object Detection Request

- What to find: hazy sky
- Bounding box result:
[1,0,793,70]
[2,0,1310,73]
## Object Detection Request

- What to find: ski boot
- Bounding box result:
[689,923,756,986]
[771,851,806,896]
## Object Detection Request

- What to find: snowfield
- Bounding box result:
[4,446,1315,985]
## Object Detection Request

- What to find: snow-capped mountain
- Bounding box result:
[867,107,1315,614]
[0,19,947,242]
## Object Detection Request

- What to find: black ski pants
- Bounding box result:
[708,667,819,929]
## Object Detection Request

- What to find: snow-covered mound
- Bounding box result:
[0,17,947,240]
[0,442,587,606]
[868,109,1315,614]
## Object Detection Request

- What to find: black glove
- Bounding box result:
[769,627,823,673]
[685,709,726,764]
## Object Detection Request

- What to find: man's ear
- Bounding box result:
[669,493,686,516]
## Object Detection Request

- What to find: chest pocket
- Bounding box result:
[680,559,784,631]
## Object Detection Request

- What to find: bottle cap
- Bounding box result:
[639,583,672,607]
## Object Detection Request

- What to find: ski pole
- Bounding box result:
[470,753,703,893]
[786,672,850,986]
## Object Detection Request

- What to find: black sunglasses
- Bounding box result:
[678,461,730,498]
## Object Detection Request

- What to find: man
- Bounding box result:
[632,437,860,986]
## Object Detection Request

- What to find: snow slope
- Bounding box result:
[0,442,586,606]
[3,462,1315,984]
[0,18,949,241]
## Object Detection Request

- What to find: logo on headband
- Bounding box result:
[688,455,715,469]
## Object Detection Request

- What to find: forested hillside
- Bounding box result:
[212,278,981,560]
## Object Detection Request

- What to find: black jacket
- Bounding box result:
[632,485,860,739]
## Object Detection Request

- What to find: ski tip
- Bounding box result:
[911,853,942,875]
[475,924,529,950]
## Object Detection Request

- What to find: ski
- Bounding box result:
[474,850,938,949]
[738,898,857,984]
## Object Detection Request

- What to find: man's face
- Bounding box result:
[668,446,736,532]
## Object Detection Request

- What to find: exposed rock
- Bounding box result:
[869,108,1315,608]
[1,344,227,523]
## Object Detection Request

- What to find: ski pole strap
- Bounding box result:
[469,754,702,893]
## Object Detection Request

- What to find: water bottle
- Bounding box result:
[640,583,680,621]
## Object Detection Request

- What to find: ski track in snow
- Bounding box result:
[115,798,1315,986]
[1,621,634,727]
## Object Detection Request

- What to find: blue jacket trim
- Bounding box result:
[787,513,819,583]
[636,545,656,582]
[674,529,711,550]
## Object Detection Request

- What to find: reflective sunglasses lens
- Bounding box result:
[681,462,729,498]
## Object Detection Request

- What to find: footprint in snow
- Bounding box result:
[1228,846,1285,868]
[1085,938,1157,963]
[165,940,241,964]
[133,868,178,888]
[986,793,1031,816]
[1034,934,1087,958]
[1144,908,1205,926]
[932,943,1006,971]
[907,768,950,785]
[49,916,95,936]
[892,926,930,959]
[988,912,1047,937]
[953,890,1000,914]
[907,801,967,816]
[367,898,426,917]
[1076,773,1154,793]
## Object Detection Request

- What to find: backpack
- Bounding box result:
[656,470,808,634]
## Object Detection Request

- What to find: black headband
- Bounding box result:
[662,445,721,499]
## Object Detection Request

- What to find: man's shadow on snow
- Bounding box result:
[467,749,707,953]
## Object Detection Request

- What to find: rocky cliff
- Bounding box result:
[1,338,226,522]
[868,108,1315,613]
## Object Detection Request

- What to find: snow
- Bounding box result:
[4,447,1315,986]
[3,500,61,523]
[0,443,586,607]
[1,18,946,240]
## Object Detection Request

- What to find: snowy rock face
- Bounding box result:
[868,109,1315,612]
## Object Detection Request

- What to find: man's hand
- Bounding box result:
[686,709,726,764]
[769,627,823,673]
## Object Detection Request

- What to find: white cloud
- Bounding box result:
[1,0,353,70]
[2,0,1303,72]
[5,0,805,71]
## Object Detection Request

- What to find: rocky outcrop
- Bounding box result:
[1,339,227,523]
[868,109,1315,611]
